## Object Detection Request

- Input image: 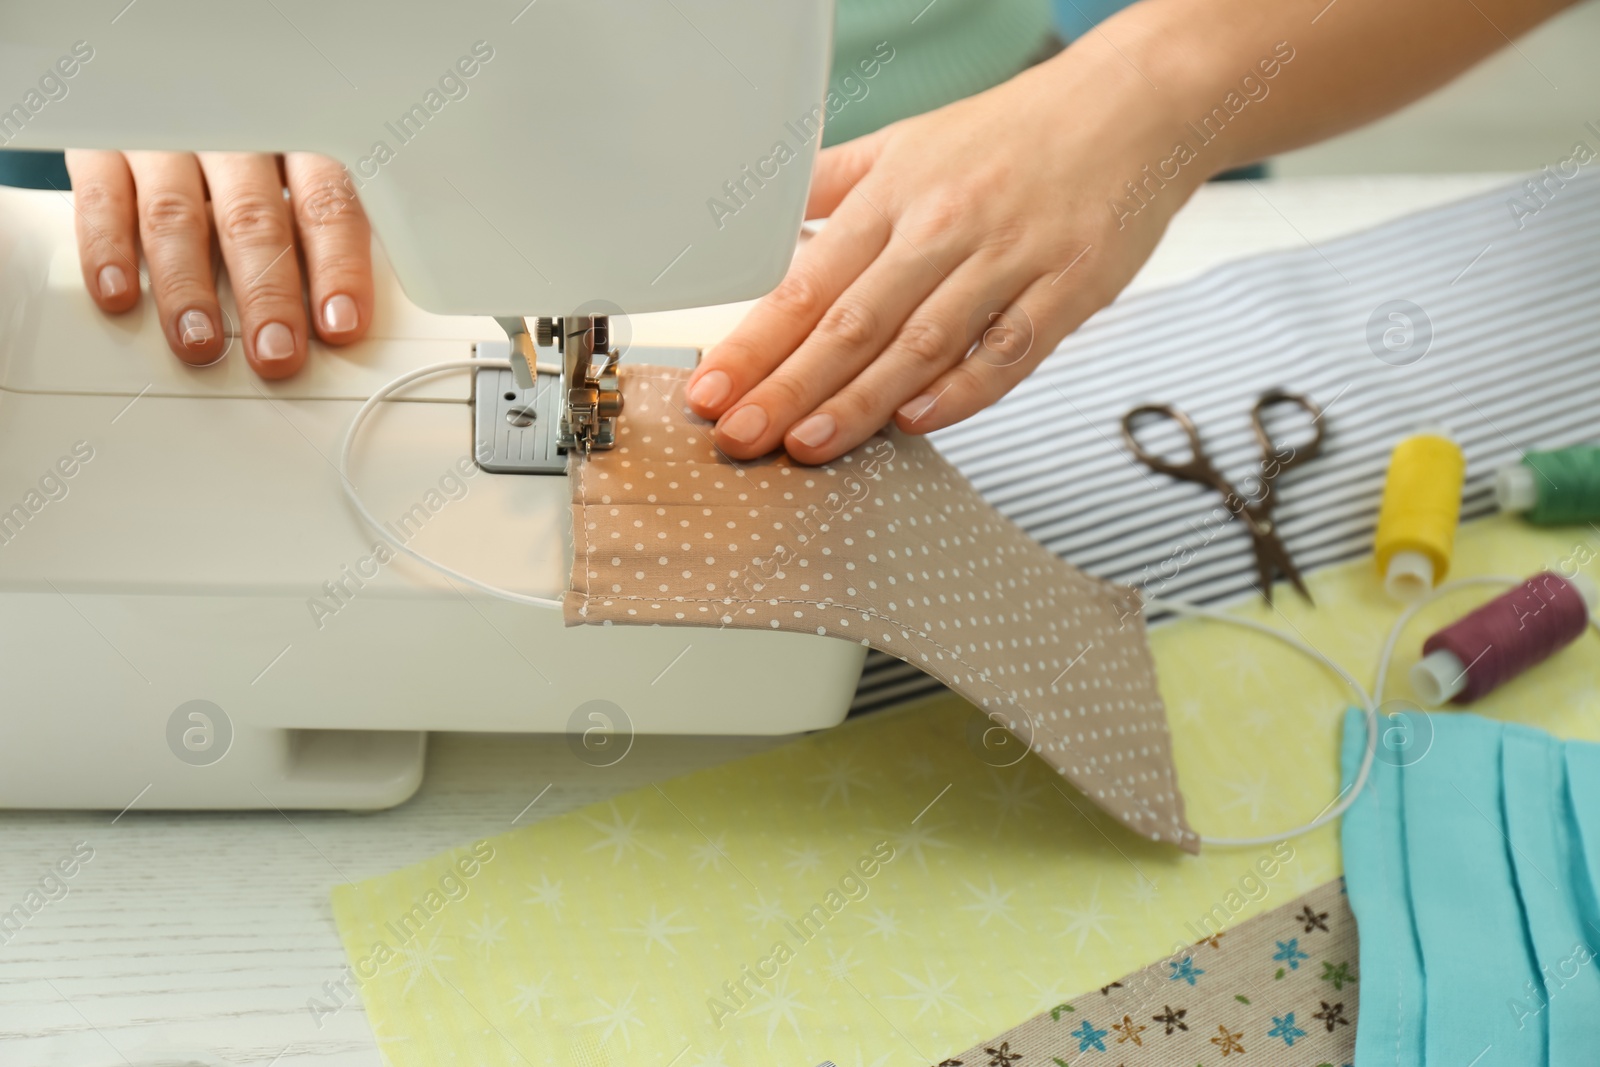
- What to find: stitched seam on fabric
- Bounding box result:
[576,454,586,600]
[578,453,592,602]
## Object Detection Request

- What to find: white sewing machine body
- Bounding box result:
[0,3,865,810]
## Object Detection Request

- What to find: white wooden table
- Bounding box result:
[0,174,1511,1066]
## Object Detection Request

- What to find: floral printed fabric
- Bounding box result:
[567,366,1195,850]
[933,878,1357,1066]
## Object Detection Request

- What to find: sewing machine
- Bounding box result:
[0,2,866,809]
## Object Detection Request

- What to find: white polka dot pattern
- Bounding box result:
[565,368,1196,851]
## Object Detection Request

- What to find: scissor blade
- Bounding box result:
[1254,543,1276,606]
[1272,542,1316,606]
[1251,525,1315,607]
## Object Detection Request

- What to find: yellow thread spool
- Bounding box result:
[1374,429,1466,601]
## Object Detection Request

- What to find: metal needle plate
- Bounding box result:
[472,339,699,474]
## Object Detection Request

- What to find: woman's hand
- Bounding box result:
[65,150,373,379]
[685,45,1199,464]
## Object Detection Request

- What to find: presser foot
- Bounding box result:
[552,315,623,455]
[472,340,700,474]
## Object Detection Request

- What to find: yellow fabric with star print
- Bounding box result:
[329,515,1600,1066]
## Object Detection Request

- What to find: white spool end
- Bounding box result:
[1567,572,1600,612]
[1413,423,1455,443]
[1385,550,1435,602]
[1411,648,1468,706]
[1495,464,1538,514]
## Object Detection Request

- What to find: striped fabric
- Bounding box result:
[852,172,1600,712]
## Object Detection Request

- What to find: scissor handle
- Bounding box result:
[1120,404,1226,489]
[1250,390,1324,478]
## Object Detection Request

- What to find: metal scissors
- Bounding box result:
[1120,390,1324,605]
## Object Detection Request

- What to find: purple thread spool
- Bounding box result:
[1411,571,1598,705]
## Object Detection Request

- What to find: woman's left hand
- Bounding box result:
[684,43,1199,464]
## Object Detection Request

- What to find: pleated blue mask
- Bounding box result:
[1340,708,1600,1066]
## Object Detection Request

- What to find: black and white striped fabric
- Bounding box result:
[852,172,1600,713]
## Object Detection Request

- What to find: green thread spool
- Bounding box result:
[1495,445,1600,524]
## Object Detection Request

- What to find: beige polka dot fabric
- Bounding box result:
[565,366,1196,851]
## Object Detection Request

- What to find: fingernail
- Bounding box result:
[255,321,296,362]
[790,412,836,449]
[687,369,731,409]
[179,310,214,348]
[898,393,937,423]
[98,264,127,299]
[322,293,358,333]
[719,404,769,445]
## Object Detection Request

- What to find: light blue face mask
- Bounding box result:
[1340,707,1600,1066]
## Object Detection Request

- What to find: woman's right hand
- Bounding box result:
[65,150,374,379]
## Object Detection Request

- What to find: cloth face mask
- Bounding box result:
[566,366,1197,850]
[1340,708,1600,1065]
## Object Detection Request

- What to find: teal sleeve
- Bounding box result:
[0,149,69,190]
[825,0,1054,145]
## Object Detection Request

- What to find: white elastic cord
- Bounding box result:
[1373,576,1518,705]
[1168,574,1600,848]
[338,358,566,611]
[1144,595,1378,848]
